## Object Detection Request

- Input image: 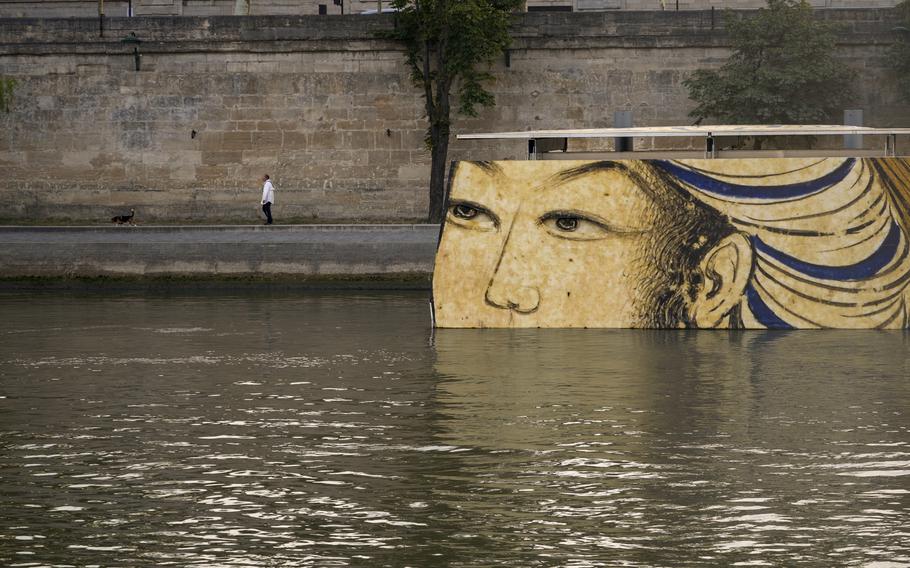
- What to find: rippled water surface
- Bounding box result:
[1,291,908,567]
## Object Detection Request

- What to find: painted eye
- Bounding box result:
[539,211,617,241]
[447,201,498,231]
[554,217,579,232]
[453,204,478,220]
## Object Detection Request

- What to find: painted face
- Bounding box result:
[433,161,669,328]
[434,157,910,329]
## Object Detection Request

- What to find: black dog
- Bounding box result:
[111,208,135,225]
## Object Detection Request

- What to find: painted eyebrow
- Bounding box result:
[547,160,628,188]
[528,161,626,194]
[465,161,504,177]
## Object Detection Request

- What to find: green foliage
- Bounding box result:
[387,0,521,146]
[385,0,520,221]
[683,0,854,126]
[891,0,910,102]
[0,77,16,113]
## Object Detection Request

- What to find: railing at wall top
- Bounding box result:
[456,125,910,159]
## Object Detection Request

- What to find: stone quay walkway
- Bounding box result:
[0,225,440,283]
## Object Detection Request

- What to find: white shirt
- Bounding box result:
[261,180,274,204]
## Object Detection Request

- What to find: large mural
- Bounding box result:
[432,158,910,329]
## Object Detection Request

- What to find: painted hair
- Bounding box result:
[654,158,910,329]
[555,160,738,328]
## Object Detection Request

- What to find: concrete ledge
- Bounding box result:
[0,224,440,279]
[0,9,900,54]
[0,9,899,41]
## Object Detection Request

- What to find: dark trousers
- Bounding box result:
[262,202,273,224]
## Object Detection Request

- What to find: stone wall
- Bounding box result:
[546,0,901,10]
[0,0,900,18]
[0,9,907,223]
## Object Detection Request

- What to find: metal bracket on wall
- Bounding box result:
[121,33,142,71]
[528,137,568,160]
[886,133,897,157]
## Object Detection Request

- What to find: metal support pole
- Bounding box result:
[528,139,537,161]
[99,0,104,38]
[706,135,715,159]
[844,109,863,150]
[614,110,633,152]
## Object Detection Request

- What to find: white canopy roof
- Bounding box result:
[457,125,910,140]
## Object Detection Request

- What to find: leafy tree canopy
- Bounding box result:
[388,0,520,137]
[0,77,16,113]
[386,0,521,222]
[684,0,854,126]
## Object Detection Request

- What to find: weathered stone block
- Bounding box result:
[281,131,308,148]
[194,165,231,180]
[221,131,252,151]
[345,130,373,150]
[202,151,243,165]
[233,120,258,131]
[309,131,344,150]
[251,131,282,149]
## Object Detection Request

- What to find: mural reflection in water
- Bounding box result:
[429,328,910,563]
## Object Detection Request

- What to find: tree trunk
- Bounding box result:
[427,123,450,223]
[426,0,452,224]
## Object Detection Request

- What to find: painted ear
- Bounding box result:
[691,232,753,328]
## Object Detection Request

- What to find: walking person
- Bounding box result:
[261,174,275,225]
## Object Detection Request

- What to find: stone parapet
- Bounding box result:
[0,224,440,278]
[0,0,900,19]
[0,9,901,49]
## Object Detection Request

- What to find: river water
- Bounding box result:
[0,291,908,567]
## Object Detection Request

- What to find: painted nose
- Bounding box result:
[484,217,540,314]
[485,282,540,314]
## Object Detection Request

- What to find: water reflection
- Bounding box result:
[1,292,448,567]
[431,329,910,566]
[0,293,907,567]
